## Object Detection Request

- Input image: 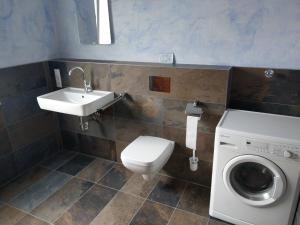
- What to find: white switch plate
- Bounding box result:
[159,53,174,64]
[54,69,62,88]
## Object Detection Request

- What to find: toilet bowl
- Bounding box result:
[121,136,175,180]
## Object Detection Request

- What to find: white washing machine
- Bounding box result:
[209,109,300,225]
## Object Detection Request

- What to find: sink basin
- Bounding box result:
[37,87,114,116]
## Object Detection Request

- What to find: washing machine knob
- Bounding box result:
[283,150,292,158]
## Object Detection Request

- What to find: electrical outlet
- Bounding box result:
[54,69,62,88]
[159,53,174,64]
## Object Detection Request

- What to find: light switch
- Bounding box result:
[54,69,62,88]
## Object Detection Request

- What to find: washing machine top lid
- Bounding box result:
[218,109,300,142]
[121,136,174,166]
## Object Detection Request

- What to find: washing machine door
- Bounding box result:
[223,155,286,207]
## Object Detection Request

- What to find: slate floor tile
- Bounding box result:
[121,174,159,198]
[40,151,77,170]
[177,183,210,216]
[54,184,117,225]
[31,178,93,222]
[57,154,95,176]
[77,158,114,183]
[129,200,174,225]
[15,214,51,225]
[89,192,144,225]
[168,209,208,225]
[0,166,50,202]
[148,176,186,207]
[98,164,133,189]
[0,204,27,225]
[10,171,72,212]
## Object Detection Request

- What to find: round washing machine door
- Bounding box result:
[223,155,286,207]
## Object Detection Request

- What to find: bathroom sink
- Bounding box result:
[37,87,114,116]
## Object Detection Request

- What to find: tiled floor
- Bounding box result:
[0,151,230,225]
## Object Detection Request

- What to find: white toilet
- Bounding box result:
[121,136,175,180]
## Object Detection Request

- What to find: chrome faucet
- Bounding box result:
[68,66,92,93]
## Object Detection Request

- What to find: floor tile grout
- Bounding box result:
[5,202,55,225]
[50,181,97,224]
[1,151,213,225]
[166,182,188,225]
[124,174,160,225]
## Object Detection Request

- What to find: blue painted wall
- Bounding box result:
[1,0,300,69]
[54,0,300,69]
[0,0,57,68]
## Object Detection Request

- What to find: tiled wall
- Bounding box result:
[0,63,61,185]
[230,67,300,117]
[48,60,231,186]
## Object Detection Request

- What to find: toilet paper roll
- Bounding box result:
[186,115,200,150]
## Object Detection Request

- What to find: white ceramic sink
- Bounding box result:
[37,87,114,116]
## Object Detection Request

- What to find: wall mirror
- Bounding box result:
[75,0,112,45]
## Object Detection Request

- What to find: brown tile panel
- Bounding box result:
[77,158,115,183]
[59,113,115,141]
[148,176,186,207]
[121,174,159,198]
[32,178,93,222]
[115,118,162,143]
[168,209,208,225]
[162,127,215,162]
[15,214,51,225]
[55,185,117,225]
[98,164,133,190]
[61,130,116,161]
[115,140,129,163]
[162,153,212,187]
[114,95,164,124]
[48,61,111,91]
[89,192,144,225]
[78,134,116,160]
[110,64,229,104]
[162,99,225,131]
[129,200,174,225]
[177,183,210,216]
[0,204,27,225]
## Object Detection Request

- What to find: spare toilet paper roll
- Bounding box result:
[186,115,200,150]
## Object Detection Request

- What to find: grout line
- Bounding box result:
[2,151,212,225]
[125,180,157,225]
[93,164,115,184]
[166,183,188,225]
[7,169,60,204]
[158,171,211,189]
[50,182,96,223]
[5,202,55,225]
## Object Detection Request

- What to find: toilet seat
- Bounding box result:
[121,136,174,170]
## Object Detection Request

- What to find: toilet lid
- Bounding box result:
[121,136,174,166]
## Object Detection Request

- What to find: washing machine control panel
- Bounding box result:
[245,139,300,160]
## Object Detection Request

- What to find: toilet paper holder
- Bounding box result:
[185,101,204,116]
